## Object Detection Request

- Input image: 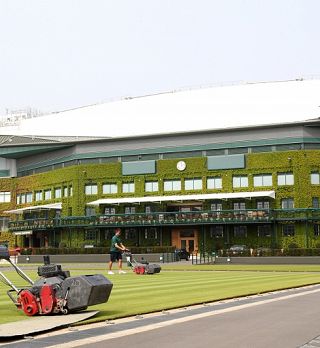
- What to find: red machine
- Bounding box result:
[0,245,113,316]
[125,253,161,275]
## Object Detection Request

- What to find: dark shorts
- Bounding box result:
[110,251,122,262]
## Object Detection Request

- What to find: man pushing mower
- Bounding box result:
[108,228,128,275]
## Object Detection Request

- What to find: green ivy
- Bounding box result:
[2,149,320,249]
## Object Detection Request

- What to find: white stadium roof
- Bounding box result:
[1,79,320,137]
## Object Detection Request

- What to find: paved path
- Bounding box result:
[3,284,320,348]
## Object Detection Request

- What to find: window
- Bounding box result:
[206,149,225,156]
[164,180,181,191]
[180,230,195,238]
[251,145,273,153]
[0,217,9,231]
[210,226,223,238]
[233,175,248,188]
[18,192,33,204]
[234,202,246,210]
[44,189,52,200]
[125,206,136,214]
[105,207,116,215]
[63,186,72,197]
[276,144,302,151]
[207,177,222,189]
[281,198,294,209]
[84,229,96,241]
[85,207,96,216]
[258,225,271,237]
[144,228,158,239]
[234,226,247,237]
[162,151,202,159]
[185,178,202,190]
[85,184,98,195]
[277,172,294,186]
[122,182,135,193]
[312,197,319,209]
[311,172,320,185]
[35,191,42,202]
[145,181,159,192]
[211,202,222,211]
[283,224,295,236]
[103,183,118,194]
[26,192,33,203]
[55,188,62,199]
[229,147,248,154]
[145,206,156,214]
[104,229,114,240]
[253,174,272,187]
[0,192,10,203]
[125,228,137,240]
[257,201,270,209]
[314,225,320,236]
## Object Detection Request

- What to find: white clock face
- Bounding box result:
[177,161,186,171]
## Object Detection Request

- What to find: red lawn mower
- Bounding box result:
[124,252,161,275]
[0,245,113,316]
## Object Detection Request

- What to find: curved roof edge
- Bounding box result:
[1,79,320,138]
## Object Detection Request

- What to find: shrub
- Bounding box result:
[30,246,175,255]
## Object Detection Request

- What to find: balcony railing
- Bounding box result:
[274,208,320,221]
[8,208,320,232]
[8,209,272,231]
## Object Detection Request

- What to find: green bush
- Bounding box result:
[21,248,32,255]
[30,246,175,255]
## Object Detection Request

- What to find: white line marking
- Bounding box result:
[50,287,320,348]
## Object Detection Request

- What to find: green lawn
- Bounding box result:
[1,264,320,325]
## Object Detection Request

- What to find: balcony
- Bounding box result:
[274,208,320,221]
[9,218,55,231]
[9,209,320,232]
[9,209,273,231]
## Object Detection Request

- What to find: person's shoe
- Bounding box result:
[108,271,114,275]
[118,270,127,274]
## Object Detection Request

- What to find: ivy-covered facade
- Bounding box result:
[1,120,320,252]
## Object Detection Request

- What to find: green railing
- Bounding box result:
[8,208,320,232]
[8,209,272,231]
[273,208,320,221]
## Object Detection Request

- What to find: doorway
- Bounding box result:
[172,229,198,254]
[180,239,195,253]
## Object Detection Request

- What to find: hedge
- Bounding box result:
[27,246,175,255]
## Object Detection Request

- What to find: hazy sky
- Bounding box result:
[0,0,319,116]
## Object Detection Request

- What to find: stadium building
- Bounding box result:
[1,80,320,253]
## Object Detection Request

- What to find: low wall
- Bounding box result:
[17,253,168,264]
[16,254,320,265]
[214,256,320,265]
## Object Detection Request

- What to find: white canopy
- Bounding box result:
[88,191,275,206]
[5,202,62,214]
[13,231,33,235]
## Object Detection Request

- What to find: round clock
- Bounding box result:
[176,160,186,171]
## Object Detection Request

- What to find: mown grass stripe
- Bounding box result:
[1,267,320,325]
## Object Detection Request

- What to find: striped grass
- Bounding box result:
[1,265,320,325]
